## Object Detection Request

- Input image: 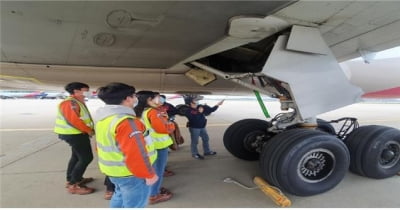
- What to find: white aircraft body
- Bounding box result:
[1,1,400,197]
[0,90,42,99]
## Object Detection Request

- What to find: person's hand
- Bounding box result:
[88,131,95,137]
[145,174,159,186]
[160,112,168,118]
[217,99,224,106]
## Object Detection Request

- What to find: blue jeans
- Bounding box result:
[189,127,211,155]
[150,148,168,196]
[109,176,150,208]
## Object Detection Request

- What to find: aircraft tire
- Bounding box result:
[260,129,350,196]
[317,118,336,135]
[345,125,400,179]
[223,119,270,161]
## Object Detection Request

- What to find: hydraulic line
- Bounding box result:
[254,90,270,118]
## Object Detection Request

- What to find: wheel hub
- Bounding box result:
[306,158,324,171]
[298,149,335,183]
[243,131,265,152]
[379,141,400,168]
[381,149,395,161]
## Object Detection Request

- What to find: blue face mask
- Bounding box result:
[160,97,166,104]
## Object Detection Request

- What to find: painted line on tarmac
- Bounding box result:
[0,124,230,131]
[1,119,397,131]
[177,123,231,128]
[0,128,53,132]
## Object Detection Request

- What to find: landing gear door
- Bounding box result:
[261,26,363,119]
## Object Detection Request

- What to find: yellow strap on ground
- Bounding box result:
[253,176,291,207]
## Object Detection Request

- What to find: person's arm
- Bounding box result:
[166,103,178,116]
[203,100,224,116]
[202,105,218,116]
[59,100,93,134]
[148,109,175,134]
[114,119,156,179]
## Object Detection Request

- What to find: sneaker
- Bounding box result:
[104,191,113,200]
[160,187,172,195]
[149,193,172,204]
[163,169,175,177]
[192,154,204,159]
[67,184,95,195]
[65,177,94,188]
[204,151,217,156]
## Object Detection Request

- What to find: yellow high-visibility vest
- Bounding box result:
[96,114,157,177]
[54,97,93,134]
[142,108,173,149]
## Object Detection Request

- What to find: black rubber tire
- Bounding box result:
[260,129,350,196]
[223,119,270,161]
[317,119,336,135]
[345,125,400,179]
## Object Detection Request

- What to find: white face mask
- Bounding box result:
[133,101,138,108]
[153,97,160,105]
[160,97,166,104]
[131,97,138,108]
[83,91,91,98]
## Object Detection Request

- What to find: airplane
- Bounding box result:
[0,90,67,99]
[1,1,400,197]
[37,91,68,99]
[339,56,400,99]
[0,90,44,99]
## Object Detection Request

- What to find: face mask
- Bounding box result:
[153,97,160,105]
[83,91,91,98]
[160,97,165,104]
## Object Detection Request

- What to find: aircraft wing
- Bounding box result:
[1,1,400,95]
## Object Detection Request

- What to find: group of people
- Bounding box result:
[53,82,224,208]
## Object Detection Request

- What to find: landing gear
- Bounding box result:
[345,125,400,179]
[223,119,273,161]
[316,119,336,135]
[259,129,349,196]
[223,116,400,196]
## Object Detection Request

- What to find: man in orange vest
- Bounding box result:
[54,82,95,195]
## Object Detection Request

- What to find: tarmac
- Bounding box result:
[1,98,399,208]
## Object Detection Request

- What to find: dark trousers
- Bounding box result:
[59,134,93,185]
[104,176,115,192]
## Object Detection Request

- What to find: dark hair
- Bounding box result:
[64,82,89,94]
[134,90,157,118]
[97,82,135,105]
[160,95,166,99]
[184,97,194,105]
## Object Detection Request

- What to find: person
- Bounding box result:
[54,82,95,195]
[94,83,158,208]
[159,95,178,120]
[184,98,224,159]
[103,176,115,200]
[159,95,180,177]
[135,91,175,205]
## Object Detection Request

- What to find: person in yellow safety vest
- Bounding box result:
[94,82,158,208]
[134,90,175,205]
[54,82,95,195]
